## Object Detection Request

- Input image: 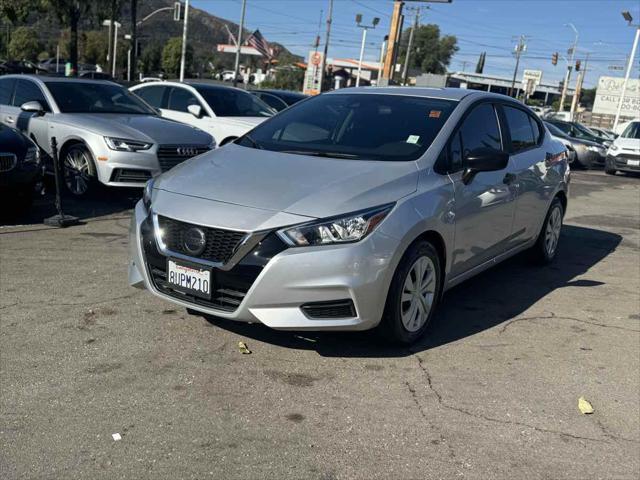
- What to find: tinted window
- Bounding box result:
[504,106,536,152]
[449,131,463,171]
[459,103,502,154]
[195,86,273,117]
[545,121,567,138]
[167,87,200,113]
[0,78,16,105]
[237,93,457,162]
[135,86,166,108]
[13,80,50,112]
[46,82,156,114]
[550,121,571,134]
[622,122,640,139]
[258,93,287,111]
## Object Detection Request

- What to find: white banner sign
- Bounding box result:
[592,75,640,118]
[303,51,324,96]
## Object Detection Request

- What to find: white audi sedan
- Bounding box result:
[130,82,273,146]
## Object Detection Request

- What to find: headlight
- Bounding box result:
[104,137,152,151]
[586,145,604,153]
[609,144,619,151]
[23,146,40,164]
[143,179,154,211]
[278,204,394,247]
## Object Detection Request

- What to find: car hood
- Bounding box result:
[613,137,640,151]
[154,144,419,219]
[54,114,212,145]
[571,137,605,148]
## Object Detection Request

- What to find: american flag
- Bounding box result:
[247,30,271,59]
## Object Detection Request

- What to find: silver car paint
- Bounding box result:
[0,75,213,187]
[129,87,569,331]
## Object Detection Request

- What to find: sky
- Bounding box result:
[191,0,640,88]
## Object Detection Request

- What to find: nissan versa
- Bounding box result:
[128,88,569,344]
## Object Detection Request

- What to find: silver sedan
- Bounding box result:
[129,87,569,344]
[0,75,214,196]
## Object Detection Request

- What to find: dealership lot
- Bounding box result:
[1,170,639,479]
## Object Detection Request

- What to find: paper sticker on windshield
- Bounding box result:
[429,110,442,118]
[406,135,420,144]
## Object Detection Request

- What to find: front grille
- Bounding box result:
[157,144,209,172]
[158,215,247,264]
[0,153,17,172]
[616,153,640,162]
[140,215,288,313]
[301,300,357,319]
[110,168,152,183]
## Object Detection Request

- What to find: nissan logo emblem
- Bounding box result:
[183,227,207,256]
[177,147,198,156]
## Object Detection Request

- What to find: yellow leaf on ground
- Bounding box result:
[578,396,594,414]
[238,341,252,354]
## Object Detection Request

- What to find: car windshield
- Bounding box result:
[574,123,599,138]
[46,81,156,114]
[194,86,273,117]
[236,93,457,161]
[621,122,640,139]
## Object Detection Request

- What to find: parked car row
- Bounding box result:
[605,120,640,176]
[0,123,42,212]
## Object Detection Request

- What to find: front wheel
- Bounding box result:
[531,197,564,264]
[63,144,98,196]
[604,157,617,175]
[379,240,442,344]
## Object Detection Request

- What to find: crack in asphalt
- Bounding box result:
[410,353,611,444]
[595,419,640,445]
[498,313,640,335]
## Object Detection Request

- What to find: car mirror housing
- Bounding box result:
[21,101,44,116]
[462,147,509,184]
[187,104,203,118]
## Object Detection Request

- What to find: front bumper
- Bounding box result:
[128,201,398,331]
[606,154,640,173]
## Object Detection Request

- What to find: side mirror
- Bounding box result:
[462,147,509,184]
[187,104,203,118]
[21,101,44,116]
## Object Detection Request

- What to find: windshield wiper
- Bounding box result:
[280,150,360,159]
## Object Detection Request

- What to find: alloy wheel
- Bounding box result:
[545,206,562,257]
[64,149,91,195]
[401,256,437,332]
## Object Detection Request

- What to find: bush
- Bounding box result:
[8,26,40,61]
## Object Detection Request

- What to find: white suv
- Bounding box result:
[130,82,274,146]
[605,120,640,176]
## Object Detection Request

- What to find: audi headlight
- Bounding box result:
[105,137,152,151]
[143,179,154,211]
[278,204,394,247]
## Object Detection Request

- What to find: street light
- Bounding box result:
[558,22,579,113]
[355,14,379,87]
[102,20,121,78]
[614,11,640,130]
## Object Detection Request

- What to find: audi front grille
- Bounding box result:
[157,145,210,172]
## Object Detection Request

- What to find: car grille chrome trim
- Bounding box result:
[152,213,268,271]
[156,144,210,172]
[0,153,17,172]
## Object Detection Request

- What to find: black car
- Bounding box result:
[0,60,47,75]
[0,125,42,212]
[252,89,308,112]
[545,121,607,169]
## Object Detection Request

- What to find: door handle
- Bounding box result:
[6,117,14,124]
[503,173,516,185]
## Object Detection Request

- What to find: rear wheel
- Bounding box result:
[379,240,442,344]
[531,197,564,264]
[62,144,98,196]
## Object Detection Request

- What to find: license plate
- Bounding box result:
[628,159,640,167]
[167,259,211,299]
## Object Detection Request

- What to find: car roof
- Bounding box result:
[254,89,306,96]
[325,86,480,101]
[2,74,120,87]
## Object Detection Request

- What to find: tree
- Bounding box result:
[139,42,162,75]
[398,24,458,75]
[8,26,40,60]
[261,66,304,91]
[81,30,107,66]
[0,0,44,23]
[162,36,191,78]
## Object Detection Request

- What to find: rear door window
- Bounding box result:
[0,78,16,105]
[257,93,287,111]
[503,106,536,152]
[167,87,201,113]
[134,86,167,109]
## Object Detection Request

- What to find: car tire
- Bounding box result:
[604,157,617,175]
[62,144,98,197]
[379,240,442,344]
[574,155,591,170]
[531,197,564,264]
[219,137,238,146]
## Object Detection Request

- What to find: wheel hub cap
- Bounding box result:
[401,256,436,332]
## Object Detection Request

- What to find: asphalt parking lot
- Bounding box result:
[1,170,639,480]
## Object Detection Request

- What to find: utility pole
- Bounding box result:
[509,35,526,98]
[382,0,404,83]
[378,35,388,83]
[107,0,116,69]
[558,23,578,112]
[570,53,588,119]
[130,0,138,82]
[320,0,334,92]
[614,11,640,130]
[179,0,190,82]
[232,0,247,87]
[402,7,420,85]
